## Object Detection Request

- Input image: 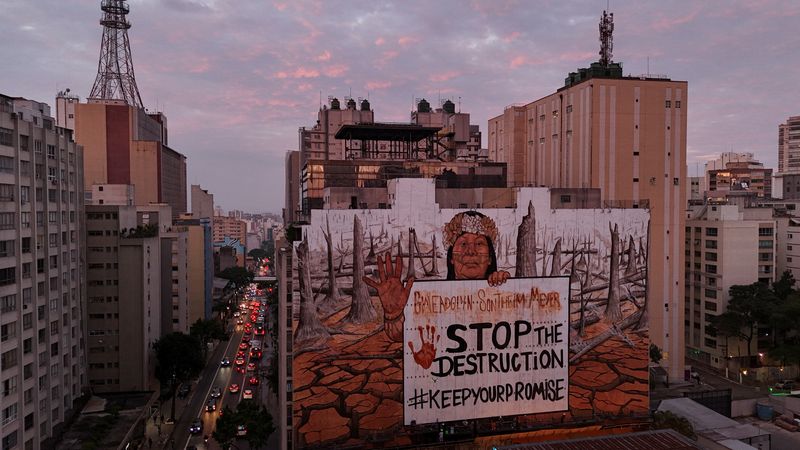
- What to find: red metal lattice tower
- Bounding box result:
[598,10,614,67]
[89,0,144,108]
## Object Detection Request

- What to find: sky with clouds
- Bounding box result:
[2,0,799,213]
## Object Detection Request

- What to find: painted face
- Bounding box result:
[450,233,491,279]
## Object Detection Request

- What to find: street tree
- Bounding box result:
[649,344,663,364]
[218,266,255,291]
[153,332,203,421]
[772,270,796,302]
[237,400,275,449]
[190,318,226,358]
[711,283,777,360]
[213,406,237,449]
[248,248,268,260]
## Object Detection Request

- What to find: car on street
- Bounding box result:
[243,389,253,399]
[235,357,245,366]
[235,365,245,374]
[211,387,222,398]
[247,362,256,372]
[229,383,240,393]
[242,335,251,343]
[220,357,231,367]
[233,311,240,317]
[239,342,250,351]
[249,376,260,386]
[189,418,203,434]
[206,398,217,412]
[237,318,244,325]
[237,424,248,436]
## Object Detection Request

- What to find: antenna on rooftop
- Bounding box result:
[89,0,144,108]
[599,9,614,67]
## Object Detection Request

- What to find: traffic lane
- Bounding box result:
[181,328,243,449]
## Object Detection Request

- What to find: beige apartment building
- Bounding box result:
[212,215,246,245]
[85,204,180,392]
[175,214,213,326]
[1,94,86,450]
[488,69,688,378]
[684,204,775,369]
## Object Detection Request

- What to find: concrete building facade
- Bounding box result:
[190,184,214,222]
[487,71,688,378]
[84,204,176,392]
[175,215,213,324]
[55,95,187,218]
[778,116,800,174]
[684,204,776,369]
[1,94,86,450]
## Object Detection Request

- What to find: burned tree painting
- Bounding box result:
[291,192,650,449]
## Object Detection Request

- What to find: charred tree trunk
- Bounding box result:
[406,228,417,280]
[319,215,343,313]
[550,238,562,276]
[366,231,377,265]
[625,235,638,276]
[344,216,378,324]
[430,235,440,276]
[636,220,651,331]
[605,223,622,323]
[294,238,330,345]
[515,201,537,277]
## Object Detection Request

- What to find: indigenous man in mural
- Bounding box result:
[363,211,511,345]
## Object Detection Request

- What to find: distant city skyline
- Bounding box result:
[2,0,798,212]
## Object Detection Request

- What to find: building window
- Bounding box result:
[0,213,15,230]
[0,240,14,258]
[759,240,773,249]
[0,268,15,286]
[665,100,672,108]
[0,156,14,174]
[0,184,14,201]
[759,227,774,236]
[0,127,13,146]
[675,100,682,108]
[705,228,718,237]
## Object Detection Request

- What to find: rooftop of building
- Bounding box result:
[498,429,702,450]
[334,122,442,141]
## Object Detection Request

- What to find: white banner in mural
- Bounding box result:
[403,277,570,424]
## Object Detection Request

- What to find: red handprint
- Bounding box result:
[408,325,440,369]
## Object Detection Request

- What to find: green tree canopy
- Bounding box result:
[213,406,237,449]
[153,332,203,420]
[218,266,254,290]
[650,344,663,364]
[773,270,796,303]
[248,248,268,260]
[711,282,777,359]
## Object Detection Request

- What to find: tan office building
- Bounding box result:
[55,96,187,218]
[84,204,177,392]
[488,68,688,378]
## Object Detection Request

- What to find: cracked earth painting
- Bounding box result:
[291,189,650,449]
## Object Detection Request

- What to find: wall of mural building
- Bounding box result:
[290,179,650,449]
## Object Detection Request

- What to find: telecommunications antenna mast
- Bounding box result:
[598,9,614,67]
[89,0,144,108]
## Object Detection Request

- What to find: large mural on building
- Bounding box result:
[291,180,650,449]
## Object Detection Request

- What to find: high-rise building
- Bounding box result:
[190,184,214,221]
[84,204,178,392]
[778,116,800,174]
[175,215,213,326]
[684,205,775,369]
[292,96,496,220]
[0,94,86,450]
[773,117,800,199]
[283,151,300,225]
[55,97,188,218]
[706,154,772,201]
[487,12,687,378]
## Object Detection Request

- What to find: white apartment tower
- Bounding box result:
[1,94,86,450]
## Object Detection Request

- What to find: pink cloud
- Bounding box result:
[274,67,320,79]
[273,2,288,11]
[374,37,385,46]
[189,57,211,74]
[323,64,348,77]
[315,50,331,61]
[429,70,461,82]
[558,51,595,62]
[503,31,521,43]
[297,83,313,92]
[397,36,419,46]
[651,10,699,32]
[510,55,528,68]
[366,80,392,90]
[268,98,301,108]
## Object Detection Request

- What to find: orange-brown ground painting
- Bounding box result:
[293,297,649,449]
